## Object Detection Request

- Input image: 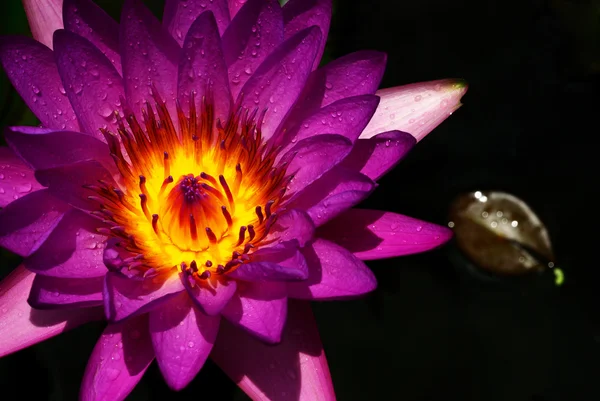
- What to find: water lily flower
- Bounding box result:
[0,0,467,400]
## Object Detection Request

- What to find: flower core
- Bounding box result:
[92,91,288,283]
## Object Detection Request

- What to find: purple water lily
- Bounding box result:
[0,0,467,400]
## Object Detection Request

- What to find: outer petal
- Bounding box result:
[339,130,416,181]
[22,0,63,49]
[238,26,321,140]
[178,11,232,124]
[284,134,353,198]
[28,274,103,309]
[0,189,70,257]
[282,0,332,70]
[279,94,379,149]
[360,79,468,142]
[35,160,117,211]
[120,0,180,119]
[318,209,453,260]
[63,0,122,74]
[24,209,108,278]
[53,29,125,141]
[221,282,287,343]
[0,36,79,131]
[5,126,116,174]
[183,276,237,316]
[0,147,43,207]
[103,272,185,322]
[227,0,246,18]
[0,265,103,357]
[222,0,284,98]
[287,238,377,300]
[289,166,376,227]
[163,0,230,44]
[80,315,154,401]
[149,293,219,391]
[212,300,335,401]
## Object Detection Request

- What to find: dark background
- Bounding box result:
[1,0,598,400]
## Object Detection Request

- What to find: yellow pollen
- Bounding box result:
[93,90,289,284]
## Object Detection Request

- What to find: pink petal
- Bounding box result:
[120,0,180,121]
[80,315,154,401]
[212,299,336,401]
[360,79,468,142]
[222,0,284,98]
[53,29,125,142]
[63,0,122,74]
[238,26,321,140]
[282,0,332,70]
[287,238,377,300]
[290,166,376,227]
[28,274,103,309]
[0,36,80,131]
[5,126,116,175]
[340,130,416,181]
[178,11,232,125]
[0,189,70,257]
[24,209,108,278]
[227,0,247,18]
[149,293,219,390]
[104,272,185,322]
[35,160,117,211]
[164,0,230,45]
[279,94,380,150]
[319,209,453,260]
[229,244,308,282]
[284,134,353,199]
[22,0,63,49]
[183,276,237,316]
[0,147,44,207]
[0,265,103,357]
[268,208,315,247]
[221,282,287,343]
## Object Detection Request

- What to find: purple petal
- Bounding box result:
[229,244,308,282]
[289,166,376,227]
[183,276,237,316]
[5,126,116,175]
[0,36,79,131]
[0,147,44,207]
[63,0,122,74]
[22,0,63,49]
[24,209,108,278]
[360,79,468,142]
[0,189,70,257]
[238,26,321,141]
[318,209,453,260]
[222,0,284,98]
[28,274,103,309]
[221,282,287,343]
[164,0,230,45]
[282,0,332,70]
[278,94,379,149]
[339,130,416,181]
[178,11,232,125]
[284,134,353,198]
[0,265,103,357]
[120,0,180,120]
[287,238,376,300]
[227,0,246,18]
[53,29,124,142]
[80,315,154,401]
[104,271,185,322]
[268,208,315,247]
[35,160,117,211]
[149,293,219,390]
[212,299,336,401]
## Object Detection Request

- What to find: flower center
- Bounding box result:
[91,91,289,283]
